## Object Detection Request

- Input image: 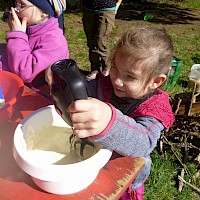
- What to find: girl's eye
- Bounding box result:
[111,63,117,70]
[127,74,136,80]
[112,65,116,70]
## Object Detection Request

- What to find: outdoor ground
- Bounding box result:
[64,1,200,199]
[64,0,200,88]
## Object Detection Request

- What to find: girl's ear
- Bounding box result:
[149,75,166,89]
[41,12,50,19]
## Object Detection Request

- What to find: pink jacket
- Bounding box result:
[1,17,69,83]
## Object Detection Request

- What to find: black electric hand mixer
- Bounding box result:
[51,59,95,157]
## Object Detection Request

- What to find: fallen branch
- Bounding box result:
[178,168,185,192]
[175,98,182,114]
[178,175,200,193]
[163,135,191,175]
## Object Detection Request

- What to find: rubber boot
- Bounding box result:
[119,186,136,200]
[135,184,144,200]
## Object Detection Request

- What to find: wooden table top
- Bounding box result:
[0,86,144,200]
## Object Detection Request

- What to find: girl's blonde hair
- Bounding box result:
[111,26,174,85]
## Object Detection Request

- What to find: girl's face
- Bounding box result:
[110,52,153,99]
[15,0,47,26]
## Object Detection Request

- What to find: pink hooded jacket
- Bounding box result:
[1,17,69,83]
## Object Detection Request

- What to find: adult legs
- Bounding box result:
[96,10,115,71]
[82,9,101,72]
[82,9,115,73]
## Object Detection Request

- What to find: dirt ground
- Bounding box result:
[114,1,200,37]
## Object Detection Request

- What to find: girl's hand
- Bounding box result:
[45,65,53,85]
[8,7,27,32]
[68,98,112,138]
[115,0,122,14]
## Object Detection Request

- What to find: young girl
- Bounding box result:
[46,26,175,200]
[0,0,68,97]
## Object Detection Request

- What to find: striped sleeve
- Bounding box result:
[49,0,66,16]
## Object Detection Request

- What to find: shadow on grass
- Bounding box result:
[116,1,200,25]
[1,1,199,25]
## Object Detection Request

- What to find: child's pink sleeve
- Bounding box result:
[0,60,2,70]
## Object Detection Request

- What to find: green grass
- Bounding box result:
[145,149,200,200]
[63,1,200,98]
[149,0,200,8]
[64,1,200,199]
[0,0,199,199]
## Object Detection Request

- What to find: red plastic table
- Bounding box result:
[0,86,144,200]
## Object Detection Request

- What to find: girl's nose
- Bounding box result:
[113,76,124,87]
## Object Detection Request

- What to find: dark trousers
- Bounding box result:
[82,9,115,72]
[58,14,65,33]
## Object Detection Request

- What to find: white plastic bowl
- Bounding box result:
[13,105,112,195]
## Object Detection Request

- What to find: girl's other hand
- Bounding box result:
[68,98,112,138]
[45,65,53,86]
[8,7,27,32]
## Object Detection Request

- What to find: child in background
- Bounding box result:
[0,0,68,98]
[46,26,175,199]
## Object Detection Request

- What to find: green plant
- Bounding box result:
[144,13,154,21]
